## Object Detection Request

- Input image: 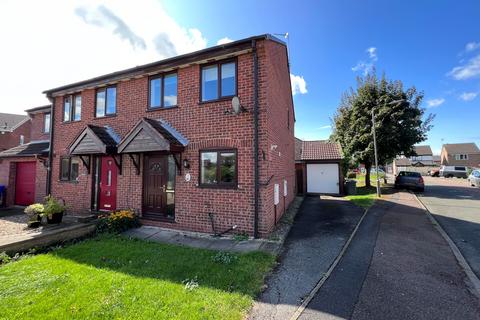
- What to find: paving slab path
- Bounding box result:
[249,196,364,320]
[299,191,480,320]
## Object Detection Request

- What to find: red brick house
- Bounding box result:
[0,105,51,206]
[43,34,295,238]
[0,112,31,151]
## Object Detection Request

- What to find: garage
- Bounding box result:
[15,161,36,205]
[295,139,343,195]
[306,163,340,194]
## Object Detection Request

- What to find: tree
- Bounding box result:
[333,72,434,187]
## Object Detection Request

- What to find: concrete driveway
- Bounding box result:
[417,176,480,278]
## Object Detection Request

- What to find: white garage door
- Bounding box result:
[307,163,339,194]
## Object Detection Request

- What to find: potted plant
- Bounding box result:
[44,195,66,224]
[24,203,44,228]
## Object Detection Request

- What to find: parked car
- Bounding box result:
[439,165,468,178]
[394,171,425,192]
[468,169,480,187]
[428,168,439,177]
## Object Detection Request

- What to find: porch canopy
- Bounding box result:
[117,117,188,154]
[117,118,188,175]
[69,125,120,155]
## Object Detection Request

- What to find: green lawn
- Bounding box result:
[345,186,377,208]
[0,235,275,320]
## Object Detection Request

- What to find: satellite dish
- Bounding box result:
[232,96,242,114]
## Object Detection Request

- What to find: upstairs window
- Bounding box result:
[63,94,81,122]
[149,73,178,109]
[455,154,468,160]
[199,149,237,188]
[44,113,51,133]
[96,86,116,117]
[60,157,79,182]
[201,60,236,102]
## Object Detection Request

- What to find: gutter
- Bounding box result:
[252,40,260,238]
[46,96,55,195]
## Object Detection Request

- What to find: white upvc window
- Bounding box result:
[455,154,468,160]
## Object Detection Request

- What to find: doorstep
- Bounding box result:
[124,226,281,254]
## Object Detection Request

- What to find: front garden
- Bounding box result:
[0,235,275,319]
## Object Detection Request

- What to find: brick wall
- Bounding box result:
[28,112,50,141]
[50,38,295,237]
[0,120,31,151]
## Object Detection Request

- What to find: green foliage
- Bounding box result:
[96,210,141,234]
[0,235,275,319]
[233,232,249,242]
[333,71,434,187]
[0,252,11,265]
[43,195,66,216]
[347,172,357,179]
[212,251,239,265]
[23,204,44,217]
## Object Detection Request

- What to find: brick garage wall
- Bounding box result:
[29,112,50,141]
[0,120,31,152]
[0,157,47,206]
[50,38,294,237]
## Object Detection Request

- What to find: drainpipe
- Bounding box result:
[46,96,55,196]
[252,40,260,238]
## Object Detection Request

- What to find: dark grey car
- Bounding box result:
[394,171,425,192]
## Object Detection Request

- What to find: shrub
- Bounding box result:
[24,203,44,217]
[44,195,67,217]
[0,252,11,265]
[96,209,140,234]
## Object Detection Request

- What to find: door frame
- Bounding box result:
[142,152,175,220]
[91,155,118,212]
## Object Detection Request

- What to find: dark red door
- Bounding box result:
[143,155,168,216]
[98,156,117,211]
[15,162,36,206]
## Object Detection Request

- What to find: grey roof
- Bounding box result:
[395,158,411,166]
[25,105,51,114]
[0,113,29,131]
[414,145,433,156]
[0,141,49,158]
[144,118,188,146]
[44,34,285,96]
[443,143,480,154]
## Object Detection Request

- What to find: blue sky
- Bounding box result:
[164,0,480,154]
[1,0,479,155]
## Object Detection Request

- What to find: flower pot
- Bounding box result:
[46,211,64,224]
[27,215,42,228]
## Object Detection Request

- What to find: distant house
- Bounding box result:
[391,145,437,175]
[0,112,31,151]
[0,105,51,206]
[440,143,480,168]
[295,139,343,195]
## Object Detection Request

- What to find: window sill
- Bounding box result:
[198,96,236,105]
[146,106,179,112]
[93,114,117,119]
[198,184,238,190]
[58,180,79,184]
[61,120,82,124]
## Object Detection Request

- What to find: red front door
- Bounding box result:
[98,156,117,211]
[15,162,36,206]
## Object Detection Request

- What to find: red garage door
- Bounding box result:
[15,162,36,206]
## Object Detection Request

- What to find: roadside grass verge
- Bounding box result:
[0,235,275,320]
[345,186,377,208]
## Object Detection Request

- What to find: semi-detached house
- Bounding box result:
[43,34,295,238]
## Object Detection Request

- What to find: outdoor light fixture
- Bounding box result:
[183,159,190,169]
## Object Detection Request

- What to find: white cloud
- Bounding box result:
[465,42,480,53]
[352,46,378,75]
[448,54,480,80]
[0,0,208,114]
[290,74,307,96]
[316,125,331,130]
[459,92,478,101]
[217,37,233,45]
[426,98,445,108]
[366,47,377,61]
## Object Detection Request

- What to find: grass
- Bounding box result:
[0,235,275,320]
[345,173,385,208]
